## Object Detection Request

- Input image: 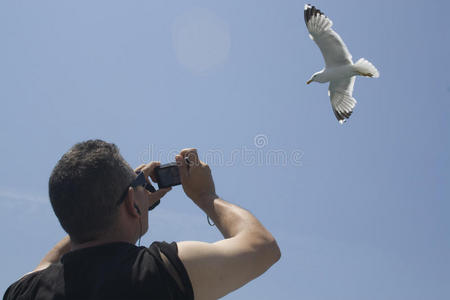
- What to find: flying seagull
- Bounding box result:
[304,4,379,124]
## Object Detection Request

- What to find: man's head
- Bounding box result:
[49,140,135,243]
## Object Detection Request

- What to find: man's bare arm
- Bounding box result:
[178,197,281,300]
[175,149,281,300]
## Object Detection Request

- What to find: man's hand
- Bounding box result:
[175,148,217,209]
[134,162,171,210]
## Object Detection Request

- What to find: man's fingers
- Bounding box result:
[149,173,157,184]
[141,162,161,180]
[151,187,172,200]
[149,187,171,203]
[176,154,189,181]
[179,148,195,157]
[180,148,199,167]
[134,164,146,173]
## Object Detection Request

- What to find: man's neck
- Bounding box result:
[71,233,137,251]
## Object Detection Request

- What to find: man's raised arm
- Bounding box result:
[31,236,71,274]
[175,149,281,300]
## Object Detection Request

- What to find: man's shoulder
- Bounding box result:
[147,241,179,255]
[3,264,62,300]
[4,272,39,296]
[3,242,192,300]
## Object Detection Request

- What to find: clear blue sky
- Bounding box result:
[1,0,449,299]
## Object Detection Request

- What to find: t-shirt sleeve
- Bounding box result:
[150,241,194,300]
[3,272,40,300]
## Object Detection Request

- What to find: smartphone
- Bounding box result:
[154,162,181,189]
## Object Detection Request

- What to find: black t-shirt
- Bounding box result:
[3,241,194,300]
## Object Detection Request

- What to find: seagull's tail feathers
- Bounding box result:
[354,58,380,78]
[304,5,333,39]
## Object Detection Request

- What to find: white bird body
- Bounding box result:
[312,65,357,83]
[304,4,379,123]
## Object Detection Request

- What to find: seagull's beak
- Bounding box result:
[306,79,313,84]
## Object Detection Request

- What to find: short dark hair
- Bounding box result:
[49,140,135,243]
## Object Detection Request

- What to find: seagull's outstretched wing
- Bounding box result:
[304,4,353,67]
[329,77,356,124]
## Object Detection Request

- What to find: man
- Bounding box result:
[4,140,281,300]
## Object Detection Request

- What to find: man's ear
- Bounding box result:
[124,187,140,218]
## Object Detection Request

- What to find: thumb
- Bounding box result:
[151,187,172,200]
[176,155,189,182]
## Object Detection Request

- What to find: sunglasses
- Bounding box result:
[116,171,159,211]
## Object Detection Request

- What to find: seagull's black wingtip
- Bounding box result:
[333,109,353,124]
[304,4,324,25]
